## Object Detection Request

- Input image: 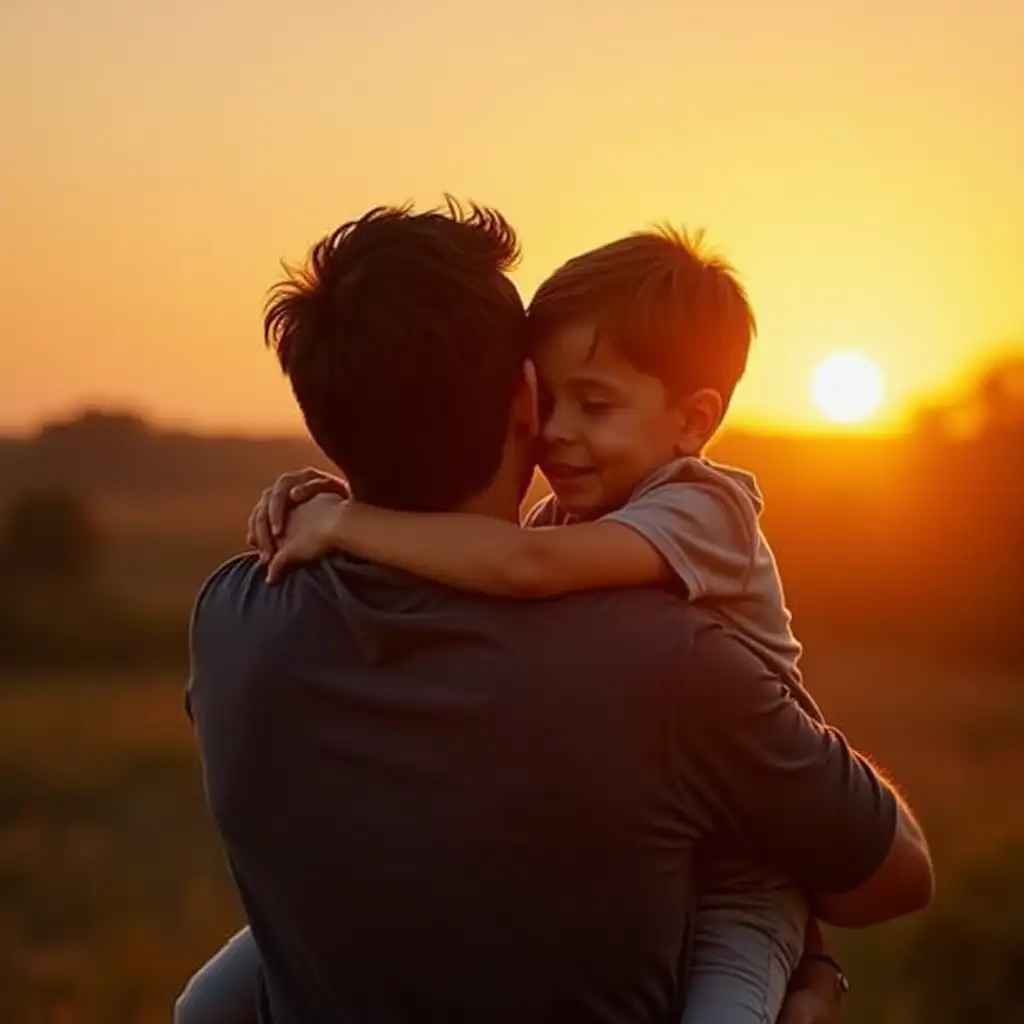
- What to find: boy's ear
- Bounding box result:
[673,387,724,455]
[512,358,541,441]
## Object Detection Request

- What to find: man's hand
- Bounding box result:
[246,467,349,561]
[777,988,840,1024]
[265,493,349,582]
[778,954,846,1024]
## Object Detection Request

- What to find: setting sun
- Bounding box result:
[810,351,885,425]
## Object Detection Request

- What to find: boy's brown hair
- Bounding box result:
[528,227,755,408]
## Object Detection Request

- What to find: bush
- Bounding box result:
[1,489,101,585]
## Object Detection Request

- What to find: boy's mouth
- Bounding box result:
[542,461,596,489]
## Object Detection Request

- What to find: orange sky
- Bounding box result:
[2,0,1021,436]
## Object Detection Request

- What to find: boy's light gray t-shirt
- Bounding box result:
[526,457,812,709]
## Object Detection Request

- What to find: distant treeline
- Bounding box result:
[2,355,1022,671]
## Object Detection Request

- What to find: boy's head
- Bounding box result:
[527,227,755,518]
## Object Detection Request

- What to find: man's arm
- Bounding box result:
[778,956,847,1024]
[813,792,932,927]
[678,621,934,927]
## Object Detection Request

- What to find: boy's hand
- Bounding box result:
[265,493,348,583]
[247,468,349,559]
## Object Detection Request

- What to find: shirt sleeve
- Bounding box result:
[676,619,897,895]
[602,478,760,601]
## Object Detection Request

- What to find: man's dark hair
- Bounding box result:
[264,200,527,511]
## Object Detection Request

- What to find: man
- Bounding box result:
[185,201,933,1024]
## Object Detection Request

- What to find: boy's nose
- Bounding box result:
[541,408,576,445]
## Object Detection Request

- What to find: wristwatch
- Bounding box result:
[801,952,851,999]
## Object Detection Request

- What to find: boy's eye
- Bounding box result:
[580,399,614,415]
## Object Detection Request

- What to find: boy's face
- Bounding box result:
[534,321,688,519]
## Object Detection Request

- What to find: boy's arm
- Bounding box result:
[266,497,673,594]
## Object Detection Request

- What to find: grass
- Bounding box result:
[0,641,1020,1023]
[0,673,241,1024]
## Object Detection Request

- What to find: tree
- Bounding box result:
[1,489,102,585]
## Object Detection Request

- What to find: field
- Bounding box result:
[0,673,237,1024]
[3,415,1024,1021]
[2,638,1021,1023]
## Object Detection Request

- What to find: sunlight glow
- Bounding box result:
[811,351,885,424]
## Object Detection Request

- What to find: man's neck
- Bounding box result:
[452,431,531,523]
[456,475,522,523]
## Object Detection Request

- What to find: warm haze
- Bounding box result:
[2,0,1021,436]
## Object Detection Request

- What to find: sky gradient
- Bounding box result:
[2,0,1021,435]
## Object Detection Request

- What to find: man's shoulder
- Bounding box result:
[192,552,263,619]
[556,591,783,692]
[524,592,783,729]
[191,552,319,643]
[188,554,350,697]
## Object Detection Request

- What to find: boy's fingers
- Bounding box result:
[290,480,321,502]
[291,474,345,502]
[253,491,277,555]
[269,468,325,534]
[265,549,290,584]
[268,482,295,537]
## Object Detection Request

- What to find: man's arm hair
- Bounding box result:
[678,621,934,926]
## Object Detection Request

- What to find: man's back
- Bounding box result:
[190,554,705,1024]
[191,554,901,1024]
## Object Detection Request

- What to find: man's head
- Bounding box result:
[527,228,755,518]
[264,200,535,513]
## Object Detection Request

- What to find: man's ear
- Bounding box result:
[512,358,540,441]
[673,387,724,455]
